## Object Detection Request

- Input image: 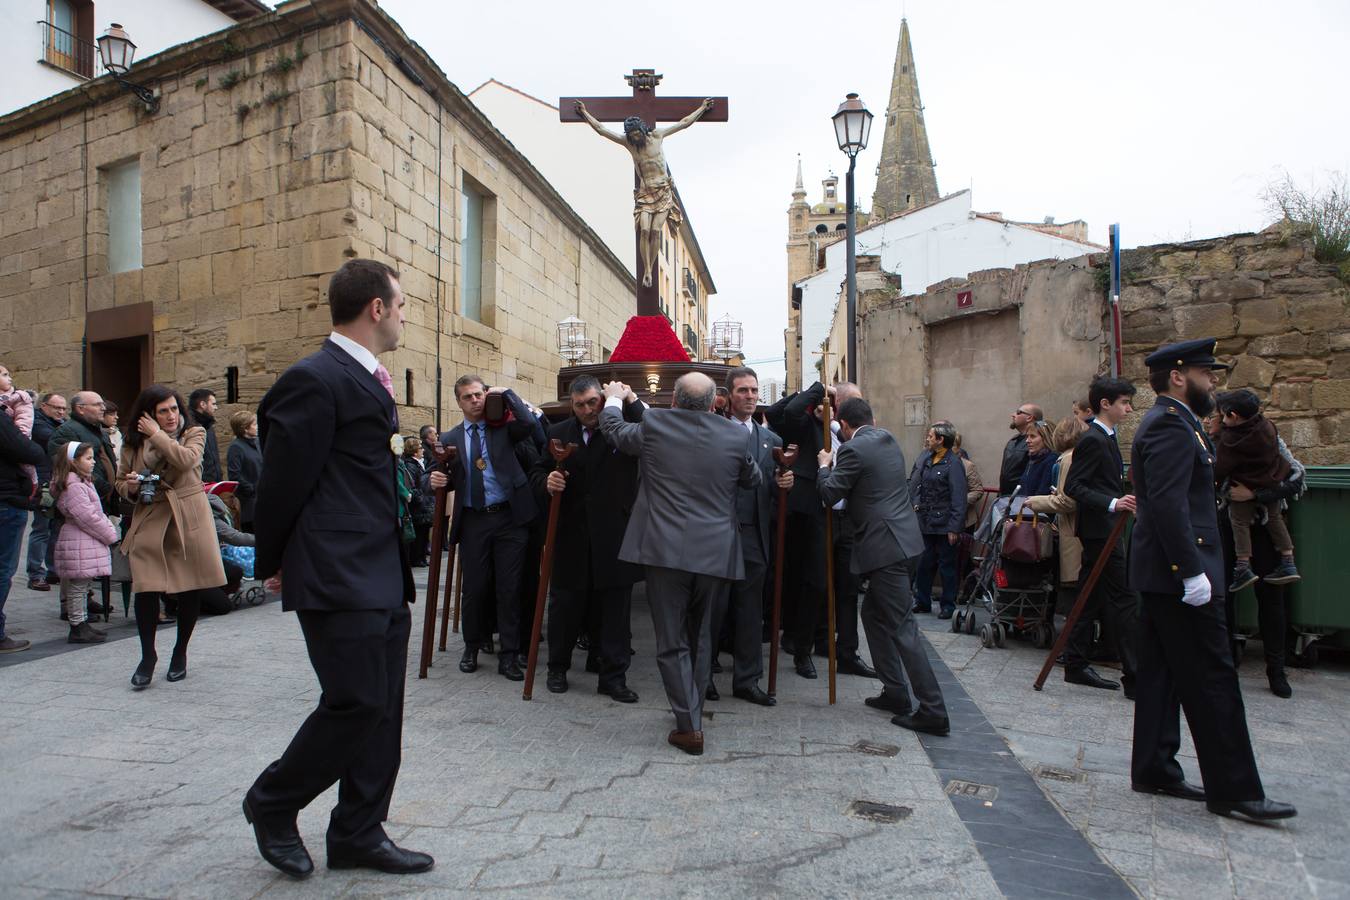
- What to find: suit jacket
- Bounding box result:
[1128,396,1225,597]
[529,404,644,590]
[254,339,413,612]
[765,381,826,517]
[817,425,925,575]
[437,390,540,546]
[600,402,760,581]
[733,418,783,562]
[1065,420,1127,541]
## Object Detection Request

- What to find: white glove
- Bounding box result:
[1181,574,1211,607]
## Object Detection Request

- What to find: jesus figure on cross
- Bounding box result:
[575,97,715,288]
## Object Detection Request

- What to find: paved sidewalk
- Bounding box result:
[0,560,1344,898]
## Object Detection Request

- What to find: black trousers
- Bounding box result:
[1132,591,1264,801]
[1220,513,1291,668]
[459,508,527,654]
[709,524,767,692]
[547,575,632,690]
[1064,538,1139,684]
[249,604,411,852]
[831,511,860,658]
[782,509,824,655]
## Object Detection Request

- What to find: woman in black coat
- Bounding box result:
[401,438,432,567]
[908,422,968,619]
[226,411,262,533]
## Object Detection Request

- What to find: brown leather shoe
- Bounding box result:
[667,730,704,756]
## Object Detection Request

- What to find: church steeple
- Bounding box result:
[792,156,807,201]
[869,18,939,224]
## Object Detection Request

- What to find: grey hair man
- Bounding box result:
[598,372,760,756]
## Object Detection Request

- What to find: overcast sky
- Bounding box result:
[380,0,1349,382]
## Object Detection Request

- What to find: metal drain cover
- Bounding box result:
[845,800,912,823]
[1034,765,1086,784]
[945,780,999,801]
[852,740,900,757]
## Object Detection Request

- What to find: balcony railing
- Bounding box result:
[683,323,698,353]
[40,20,96,79]
[682,267,698,301]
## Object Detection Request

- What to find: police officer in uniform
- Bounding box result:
[1129,338,1296,823]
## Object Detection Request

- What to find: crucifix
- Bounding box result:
[561,70,729,317]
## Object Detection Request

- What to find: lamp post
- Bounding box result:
[831,93,873,384]
[709,313,744,364]
[556,315,592,365]
[96,23,159,113]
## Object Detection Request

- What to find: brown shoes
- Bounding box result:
[667,730,704,756]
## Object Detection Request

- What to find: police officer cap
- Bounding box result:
[1144,337,1230,373]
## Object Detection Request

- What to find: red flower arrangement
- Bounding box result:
[608,316,691,363]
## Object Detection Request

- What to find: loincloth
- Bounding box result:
[633,181,682,228]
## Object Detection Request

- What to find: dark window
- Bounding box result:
[225,366,239,404]
[815,224,827,234]
[405,369,414,406]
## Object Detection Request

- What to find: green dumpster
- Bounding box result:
[1234,466,1350,660]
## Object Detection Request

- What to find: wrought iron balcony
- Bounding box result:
[682,267,698,301]
[40,20,96,79]
[683,323,698,353]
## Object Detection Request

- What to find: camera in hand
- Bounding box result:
[135,470,161,505]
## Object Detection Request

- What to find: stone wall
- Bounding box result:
[0,0,635,463]
[855,224,1350,469]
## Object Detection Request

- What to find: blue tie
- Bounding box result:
[469,423,486,508]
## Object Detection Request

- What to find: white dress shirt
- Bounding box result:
[328,331,378,374]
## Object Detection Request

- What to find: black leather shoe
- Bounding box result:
[705,682,720,701]
[1267,666,1292,698]
[546,670,568,693]
[892,712,950,736]
[328,838,434,874]
[498,658,524,681]
[794,653,817,679]
[733,685,777,707]
[911,602,932,614]
[937,607,955,620]
[166,664,187,683]
[865,692,913,715]
[837,654,878,678]
[458,647,478,673]
[1065,666,1119,690]
[1206,798,1297,821]
[1132,780,1206,801]
[597,683,639,703]
[243,796,313,879]
[130,658,156,690]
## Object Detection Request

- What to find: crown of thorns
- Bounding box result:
[623,116,651,135]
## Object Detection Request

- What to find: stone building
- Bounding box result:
[854,224,1350,471]
[0,0,637,453]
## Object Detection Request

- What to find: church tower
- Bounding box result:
[785,158,811,392]
[869,18,939,224]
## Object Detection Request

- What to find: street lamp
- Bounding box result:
[831,92,873,384]
[96,23,159,113]
[710,313,743,363]
[556,315,592,364]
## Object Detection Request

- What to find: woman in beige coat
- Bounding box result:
[117,385,225,689]
[1024,416,1087,587]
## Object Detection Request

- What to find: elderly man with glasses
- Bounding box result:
[49,392,119,517]
[999,402,1044,497]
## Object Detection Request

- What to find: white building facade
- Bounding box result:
[2,0,266,116]
[795,190,1101,385]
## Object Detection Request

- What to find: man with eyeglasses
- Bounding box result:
[999,402,1043,497]
[49,392,118,518]
[25,393,66,590]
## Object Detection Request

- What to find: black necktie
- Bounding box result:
[469,423,486,508]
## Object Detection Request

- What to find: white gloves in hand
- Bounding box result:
[1181,574,1211,607]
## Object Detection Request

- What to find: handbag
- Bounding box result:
[110,541,133,583]
[1002,507,1053,563]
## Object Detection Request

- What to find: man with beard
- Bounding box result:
[189,389,222,484]
[574,97,714,289]
[999,401,1043,496]
[1129,338,1295,823]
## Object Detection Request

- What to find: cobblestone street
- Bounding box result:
[0,562,1345,899]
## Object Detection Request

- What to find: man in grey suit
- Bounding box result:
[817,398,949,736]
[599,373,760,756]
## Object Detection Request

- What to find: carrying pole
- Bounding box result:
[523,439,579,700]
[822,394,838,706]
[767,444,799,697]
[417,444,458,678]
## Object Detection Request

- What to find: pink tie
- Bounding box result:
[374,363,395,399]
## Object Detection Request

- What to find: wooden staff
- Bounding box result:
[1033,511,1132,691]
[523,438,579,700]
[418,443,458,679]
[451,562,463,633]
[438,547,456,650]
[767,443,799,698]
[822,392,838,706]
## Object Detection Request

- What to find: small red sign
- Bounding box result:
[957,290,973,308]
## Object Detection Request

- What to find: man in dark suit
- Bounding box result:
[530,375,643,703]
[244,259,432,878]
[1129,338,1295,823]
[711,368,793,707]
[818,398,948,736]
[425,376,539,680]
[599,373,760,756]
[1064,375,1141,695]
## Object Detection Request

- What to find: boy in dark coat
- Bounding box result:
[1213,390,1298,589]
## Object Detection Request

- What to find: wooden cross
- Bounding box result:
[561,70,729,317]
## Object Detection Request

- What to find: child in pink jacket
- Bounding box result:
[0,364,37,495]
[53,442,118,644]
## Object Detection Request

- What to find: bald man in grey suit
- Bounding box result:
[599,373,760,756]
[817,397,949,736]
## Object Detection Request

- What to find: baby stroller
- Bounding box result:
[952,494,1058,649]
